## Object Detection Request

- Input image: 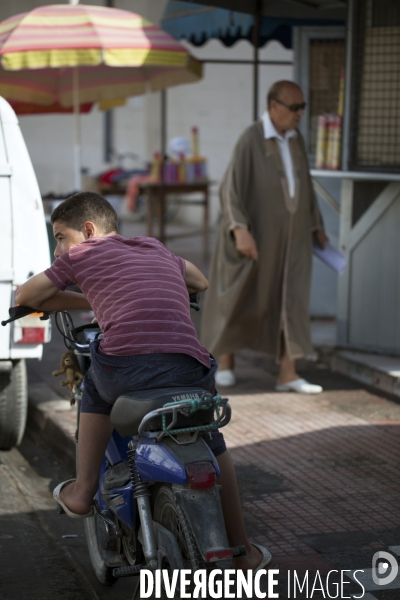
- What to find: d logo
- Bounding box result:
[372,551,399,586]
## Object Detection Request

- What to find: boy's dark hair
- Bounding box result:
[51,192,118,234]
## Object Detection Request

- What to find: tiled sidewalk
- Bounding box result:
[28,350,400,599]
[221,353,400,599]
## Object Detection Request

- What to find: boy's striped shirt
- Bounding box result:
[45,235,210,368]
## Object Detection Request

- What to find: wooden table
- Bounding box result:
[138,180,211,259]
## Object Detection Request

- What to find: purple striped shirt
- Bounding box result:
[44,235,210,368]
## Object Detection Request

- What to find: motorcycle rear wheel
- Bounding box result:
[154,484,205,572]
[132,484,205,599]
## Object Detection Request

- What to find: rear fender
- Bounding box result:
[172,485,229,561]
[153,521,184,570]
[135,438,186,484]
[135,436,220,484]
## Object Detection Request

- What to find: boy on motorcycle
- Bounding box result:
[16,192,269,572]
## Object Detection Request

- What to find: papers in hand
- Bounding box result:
[313,242,347,274]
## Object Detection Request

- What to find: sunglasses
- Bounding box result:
[275,99,307,112]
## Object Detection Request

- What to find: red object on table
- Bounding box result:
[98,169,125,184]
[126,174,153,211]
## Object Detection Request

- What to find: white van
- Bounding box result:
[0,98,50,450]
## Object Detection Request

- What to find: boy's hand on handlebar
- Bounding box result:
[184,260,208,293]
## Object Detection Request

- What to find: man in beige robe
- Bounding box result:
[201,81,328,393]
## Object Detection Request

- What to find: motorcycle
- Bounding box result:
[2,298,243,598]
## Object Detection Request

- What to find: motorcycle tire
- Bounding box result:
[153,484,205,572]
[84,514,118,586]
[75,436,117,586]
[132,483,222,600]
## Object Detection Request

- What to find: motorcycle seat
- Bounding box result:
[110,387,215,438]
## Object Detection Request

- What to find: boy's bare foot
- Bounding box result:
[234,543,262,571]
[59,481,93,515]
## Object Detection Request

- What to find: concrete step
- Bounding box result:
[332,350,400,398]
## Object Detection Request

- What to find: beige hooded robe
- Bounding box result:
[201,121,323,361]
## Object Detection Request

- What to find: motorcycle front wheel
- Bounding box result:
[84,516,117,586]
[76,435,117,586]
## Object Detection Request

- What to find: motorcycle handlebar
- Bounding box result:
[1,305,50,326]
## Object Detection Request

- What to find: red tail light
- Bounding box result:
[205,549,233,563]
[16,327,45,343]
[186,462,216,489]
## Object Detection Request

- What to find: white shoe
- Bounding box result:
[215,369,236,387]
[275,378,323,394]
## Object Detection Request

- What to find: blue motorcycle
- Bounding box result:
[3,300,240,598]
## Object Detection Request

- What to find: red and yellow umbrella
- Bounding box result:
[9,100,94,115]
[0,3,203,187]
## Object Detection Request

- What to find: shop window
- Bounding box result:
[351,0,400,171]
[294,27,345,169]
[309,39,345,166]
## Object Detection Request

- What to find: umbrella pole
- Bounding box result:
[73,66,82,191]
[253,1,261,121]
[161,89,167,158]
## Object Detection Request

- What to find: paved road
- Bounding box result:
[0,436,137,600]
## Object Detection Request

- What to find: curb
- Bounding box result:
[27,381,77,471]
[332,351,400,399]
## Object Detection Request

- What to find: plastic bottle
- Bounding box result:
[315,115,328,169]
[178,152,186,183]
[191,127,199,157]
[151,152,162,182]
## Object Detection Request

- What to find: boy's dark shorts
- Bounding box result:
[81,340,226,457]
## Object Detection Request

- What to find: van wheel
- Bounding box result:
[0,360,28,450]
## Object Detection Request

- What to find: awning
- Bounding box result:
[164,0,347,20]
[162,0,346,121]
[162,0,345,49]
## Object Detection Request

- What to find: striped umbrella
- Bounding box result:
[0,3,202,189]
[10,100,94,115]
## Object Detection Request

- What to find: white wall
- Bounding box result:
[166,39,293,224]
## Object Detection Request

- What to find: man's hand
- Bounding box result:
[313,229,329,250]
[233,227,259,261]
